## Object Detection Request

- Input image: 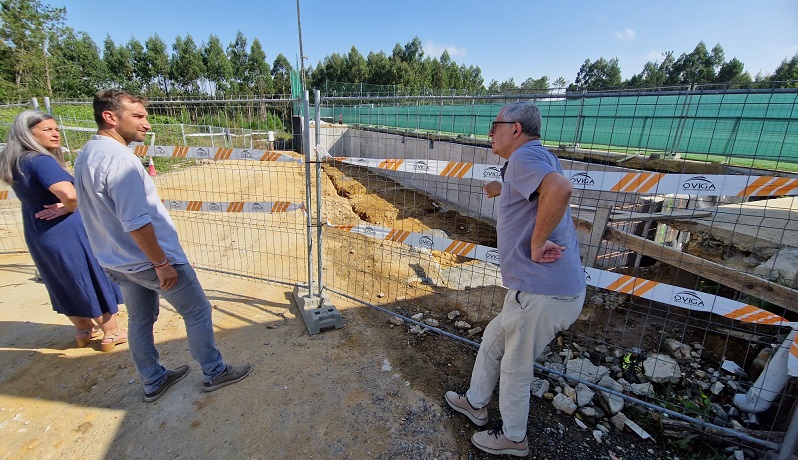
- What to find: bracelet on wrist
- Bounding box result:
[153,259,170,270]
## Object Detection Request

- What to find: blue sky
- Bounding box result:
[54,0,798,85]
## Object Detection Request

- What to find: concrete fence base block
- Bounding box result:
[292,284,344,335]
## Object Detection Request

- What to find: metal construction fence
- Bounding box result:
[1,91,797,458]
[318,89,798,164]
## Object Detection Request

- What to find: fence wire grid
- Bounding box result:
[1,88,797,458]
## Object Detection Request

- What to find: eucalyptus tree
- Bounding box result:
[570,57,622,91]
[103,35,137,91]
[49,28,107,97]
[127,38,150,92]
[429,56,447,90]
[271,53,292,96]
[144,34,170,96]
[715,58,751,85]
[520,76,549,92]
[346,46,368,83]
[463,65,484,93]
[226,31,248,94]
[771,54,798,87]
[202,34,233,94]
[247,38,273,95]
[388,43,412,88]
[499,78,518,91]
[365,51,391,86]
[169,34,204,94]
[0,0,65,100]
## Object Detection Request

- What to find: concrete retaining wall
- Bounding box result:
[314,125,656,268]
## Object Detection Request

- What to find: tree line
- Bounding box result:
[1,0,797,104]
[0,0,294,101]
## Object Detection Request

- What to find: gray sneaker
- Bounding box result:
[444,391,488,426]
[144,365,190,402]
[471,424,529,457]
[203,363,253,392]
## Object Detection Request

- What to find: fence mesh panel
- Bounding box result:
[1,89,796,455]
[317,90,798,455]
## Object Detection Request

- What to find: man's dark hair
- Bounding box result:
[93,89,148,127]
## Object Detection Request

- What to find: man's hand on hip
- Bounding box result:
[531,239,565,263]
[156,265,178,289]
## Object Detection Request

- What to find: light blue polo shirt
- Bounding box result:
[73,135,188,273]
[496,140,585,295]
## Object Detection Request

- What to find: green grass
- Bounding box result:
[681,152,798,173]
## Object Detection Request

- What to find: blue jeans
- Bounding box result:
[105,264,227,393]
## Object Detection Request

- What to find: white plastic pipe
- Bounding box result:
[733,329,796,414]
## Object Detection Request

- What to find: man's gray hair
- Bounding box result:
[0,110,63,185]
[501,101,542,138]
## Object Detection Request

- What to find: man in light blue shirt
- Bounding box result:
[445,102,586,456]
[74,89,253,402]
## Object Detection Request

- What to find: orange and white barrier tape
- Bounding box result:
[162,199,302,214]
[0,189,16,201]
[0,190,302,215]
[328,221,798,375]
[331,157,798,197]
[132,145,301,163]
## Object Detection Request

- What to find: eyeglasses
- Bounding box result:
[489,120,517,133]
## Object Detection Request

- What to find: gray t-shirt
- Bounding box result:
[73,135,188,273]
[496,140,585,295]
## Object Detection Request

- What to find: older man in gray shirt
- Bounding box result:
[74,89,252,402]
[445,101,586,456]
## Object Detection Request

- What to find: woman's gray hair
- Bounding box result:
[501,101,542,138]
[0,110,63,185]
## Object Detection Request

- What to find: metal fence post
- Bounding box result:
[670,84,694,158]
[314,89,324,298]
[292,89,343,335]
[57,115,70,152]
[302,90,313,298]
[573,91,587,148]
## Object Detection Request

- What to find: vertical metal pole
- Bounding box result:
[573,91,587,148]
[43,97,52,115]
[295,0,307,91]
[302,90,314,298]
[314,89,324,298]
[58,115,70,152]
[670,85,693,157]
[181,124,187,146]
[31,98,40,111]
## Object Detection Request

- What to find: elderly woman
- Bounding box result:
[0,110,126,350]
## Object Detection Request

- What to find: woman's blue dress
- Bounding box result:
[11,153,122,317]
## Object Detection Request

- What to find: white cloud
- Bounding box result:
[613,28,636,42]
[423,40,467,59]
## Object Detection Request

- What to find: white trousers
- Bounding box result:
[466,288,585,441]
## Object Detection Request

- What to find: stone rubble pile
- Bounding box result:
[388,308,785,459]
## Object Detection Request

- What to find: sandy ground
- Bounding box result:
[0,158,464,460]
[0,157,689,460]
[0,251,466,459]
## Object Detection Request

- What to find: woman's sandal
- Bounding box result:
[101,329,128,352]
[75,326,103,348]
